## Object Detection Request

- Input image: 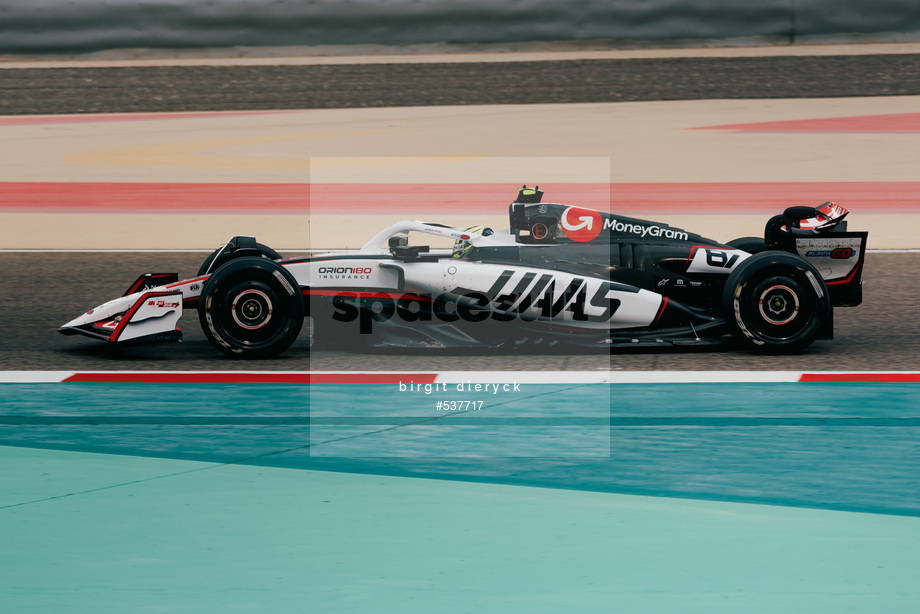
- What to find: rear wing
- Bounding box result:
[763,202,867,307]
[794,231,868,307]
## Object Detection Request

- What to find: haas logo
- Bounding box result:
[560,207,602,242]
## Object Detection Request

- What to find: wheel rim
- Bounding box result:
[231,289,273,330]
[757,284,799,326]
[215,281,286,347]
[742,274,814,342]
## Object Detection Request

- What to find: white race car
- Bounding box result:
[60,186,867,357]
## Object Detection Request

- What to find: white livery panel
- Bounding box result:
[60,289,183,342]
[288,259,401,291]
[686,247,751,275]
[396,260,663,330]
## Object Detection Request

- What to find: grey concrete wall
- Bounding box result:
[1,0,919,55]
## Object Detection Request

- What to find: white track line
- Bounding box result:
[1,371,919,384]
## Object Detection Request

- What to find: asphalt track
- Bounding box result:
[3,251,918,371]
[3,53,920,115]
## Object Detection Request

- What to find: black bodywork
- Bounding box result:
[310,187,865,352]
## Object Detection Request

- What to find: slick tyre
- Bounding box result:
[726,236,766,254]
[722,251,830,353]
[198,242,282,276]
[198,257,304,358]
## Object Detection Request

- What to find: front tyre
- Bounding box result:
[197,240,282,276]
[198,257,304,358]
[722,252,830,353]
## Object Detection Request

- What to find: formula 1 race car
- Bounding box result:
[60,186,867,357]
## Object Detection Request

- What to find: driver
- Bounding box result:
[452,226,493,259]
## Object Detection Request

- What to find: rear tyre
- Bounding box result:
[722,252,829,353]
[726,236,766,254]
[198,257,304,358]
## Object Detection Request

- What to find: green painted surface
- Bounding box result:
[2,444,919,613]
[4,382,920,515]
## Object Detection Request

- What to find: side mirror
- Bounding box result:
[388,235,408,249]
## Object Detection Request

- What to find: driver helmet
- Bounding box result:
[452,226,493,259]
